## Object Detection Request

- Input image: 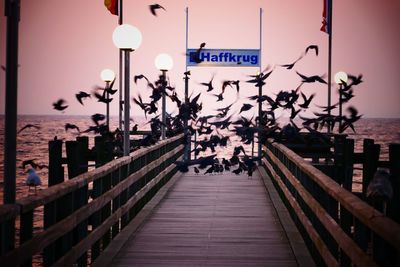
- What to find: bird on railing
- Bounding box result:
[367,168,393,214]
[26,168,42,194]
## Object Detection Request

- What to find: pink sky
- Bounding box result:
[1,0,399,118]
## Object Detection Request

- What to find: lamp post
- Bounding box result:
[155,53,174,140]
[113,24,142,156]
[334,71,348,132]
[100,68,115,128]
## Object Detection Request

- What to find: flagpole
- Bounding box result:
[258,8,263,159]
[327,0,333,133]
[118,0,123,130]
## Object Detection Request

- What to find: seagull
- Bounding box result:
[26,168,42,193]
[149,4,166,16]
[53,98,68,111]
[305,45,319,56]
[367,168,393,214]
[18,124,41,134]
[75,91,91,105]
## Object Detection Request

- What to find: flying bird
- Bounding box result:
[18,124,41,134]
[65,123,80,133]
[200,74,215,92]
[91,113,106,125]
[75,91,91,105]
[296,71,327,84]
[53,98,68,111]
[280,55,303,70]
[149,4,166,16]
[239,103,253,113]
[134,74,149,84]
[305,45,319,56]
[299,92,315,109]
[22,159,48,170]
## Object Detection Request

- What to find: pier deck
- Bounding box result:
[104,169,307,266]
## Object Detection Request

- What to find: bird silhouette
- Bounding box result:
[305,45,319,56]
[53,98,68,111]
[22,159,48,170]
[65,123,80,134]
[91,113,106,125]
[200,74,215,92]
[149,4,166,16]
[296,71,327,84]
[239,103,253,113]
[18,124,41,134]
[191,42,206,63]
[75,91,91,105]
[280,55,303,70]
[299,92,315,109]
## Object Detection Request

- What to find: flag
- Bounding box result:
[320,0,331,34]
[105,0,118,15]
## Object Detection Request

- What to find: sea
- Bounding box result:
[0,115,399,204]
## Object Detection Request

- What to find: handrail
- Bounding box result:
[16,134,183,212]
[0,134,184,266]
[261,139,400,267]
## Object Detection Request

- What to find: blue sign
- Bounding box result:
[187,49,260,67]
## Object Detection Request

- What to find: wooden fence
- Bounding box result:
[0,134,184,266]
[261,139,400,267]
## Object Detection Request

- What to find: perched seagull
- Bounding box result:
[26,168,42,193]
[367,168,393,204]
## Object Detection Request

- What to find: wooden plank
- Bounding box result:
[265,150,378,267]
[266,142,400,251]
[109,169,298,266]
[16,134,184,212]
[0,145,183,266]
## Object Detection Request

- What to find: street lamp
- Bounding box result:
[155,53,173,140]
[113,24,142,156]
[100,68,115,128]
[334,71,348,131]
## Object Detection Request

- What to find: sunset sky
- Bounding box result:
[1,0,399,118]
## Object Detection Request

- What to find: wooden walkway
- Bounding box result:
[100,168,306,267]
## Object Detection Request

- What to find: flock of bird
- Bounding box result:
[18,3,366,191]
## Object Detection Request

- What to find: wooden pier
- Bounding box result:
[95,169,311,267]
[1,134,400,267]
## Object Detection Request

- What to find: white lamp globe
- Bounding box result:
[112,24,142,50]
[155,53,174,71]
[334,71,348,85]
[100,69,115,82]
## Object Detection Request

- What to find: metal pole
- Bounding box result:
[3,0,20,252]
[161,70,167,140]
[123,50,131,156]
[338,84,342,131]
[327,0,333,132]
[258,8,263,159]
[183,73,190,161]
[118,0,123,130]
[183,7,190,161]
[106,81,110,128]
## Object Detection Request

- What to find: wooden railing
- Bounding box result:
[261,140,400,267]
[0,134,184,266]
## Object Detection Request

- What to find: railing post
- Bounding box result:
[362,139,379,197]
[20,210,33,267]
[44,139,64,267]
[387,144,400,224]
